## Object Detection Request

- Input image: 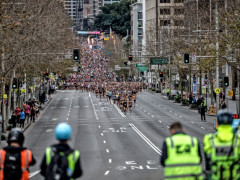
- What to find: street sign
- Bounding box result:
[192,53,196,62]
[3,94,7,99]
[73,67,78,72]
[228,90,233,97]
[115,65,121,71]
[150,57,168,65]
[136,64,147,68]
[215,88,221,94]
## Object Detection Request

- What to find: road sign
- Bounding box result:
[3,94,7,99]
[150,57,168,65]
[228,90,233,97]
[73,67,78,72]
[136,64,147,68]
[115,65,121,71]
[192,53,196,62]
[215,88,221,94]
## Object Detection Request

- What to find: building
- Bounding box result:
[64,0,84,30]
[103,0,120,6]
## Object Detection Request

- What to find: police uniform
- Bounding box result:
[203,110,240,180]
[161,132,203,179]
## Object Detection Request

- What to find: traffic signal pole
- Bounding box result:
[216,1,220,111]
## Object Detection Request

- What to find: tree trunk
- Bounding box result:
[7,72,14,126]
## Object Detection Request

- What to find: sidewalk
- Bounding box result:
[0,95,55,147]
[150,89,237,115]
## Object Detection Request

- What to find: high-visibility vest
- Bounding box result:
[204,133,240,180]
[164,134,203,180]
[0,149,33,180]
[46,147,80,180]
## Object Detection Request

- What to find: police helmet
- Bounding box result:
[55,123,72,141]
[7,128,24,146]
[217,109,233,125]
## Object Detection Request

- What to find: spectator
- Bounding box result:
[10,112,17,128]
[14,106,21,125]
[23,102,30,123]
[30,105,36,123]
[19,109,25,128]
[221,101,227,109]
[196,97,202,114]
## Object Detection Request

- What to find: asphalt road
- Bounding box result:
[24,90,215,180]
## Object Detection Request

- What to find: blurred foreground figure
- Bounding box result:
[204,109,240,180]
[40,122,83,180]
[160,122,203,179]
[0,128,36,180]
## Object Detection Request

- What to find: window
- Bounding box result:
[174,20,183,26]
[160,0,170,3]
[174,0,184,3]
[160,9,170,15]
[160,20,170,26]
[138,12,143,19]
[174,8,184,15]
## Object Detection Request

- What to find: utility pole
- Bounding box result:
[155,0,158,92]
[168,25,171,96]
[216,1,220,111]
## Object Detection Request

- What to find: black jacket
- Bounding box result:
[40,143,83,179]
[160,132,202,166]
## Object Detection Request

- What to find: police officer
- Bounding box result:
[0,128,36,180]
[200,97,206,121]
[160,122,203,179]
[40,122,83,179]
[203,109,240,180]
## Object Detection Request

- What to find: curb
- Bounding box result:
[1,97,54,147]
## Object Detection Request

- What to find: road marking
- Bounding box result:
[201,127,205,129]
[169,111,172,113]
[152,115,154,118]
[89,92,99,120]
[191,121,194,124]
[179,116,182,118]
[129,123,162,155]
[29,170,41,178]
[175,113,178,116]
[46,129,53,133]
[74,106,80,108]
[52,118,58,121]
[113,104,126,117]
[104,170,110,176]
[99,125,101,128]
[66,118,69,121]
[109,118,117,119]
[50,107,56,109]
[60,107,66,109]
[103,140,106,144]
[109,159,112,163]
[101,133,104,136]
[68,114,70,116]
[106,149,109,153]
[159,121,162,123]
[167,126,170,128]
[84,106,89,108]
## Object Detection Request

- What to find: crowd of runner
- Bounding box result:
[58,38,143,114]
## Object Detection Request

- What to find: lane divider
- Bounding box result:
[113,103,126,117]
[29,170,40,178]
[89,92,99,120]
[129,123,162,155]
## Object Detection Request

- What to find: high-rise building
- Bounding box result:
[64,0,84,30]
[103,0,120,6]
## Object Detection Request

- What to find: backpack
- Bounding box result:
[46,148,73,180]
[4,152,22,180]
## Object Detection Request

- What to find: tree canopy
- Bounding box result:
[93,0,131,37]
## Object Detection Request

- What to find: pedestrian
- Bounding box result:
[10,112,17,128]
[203,110,240,180]
[30,104,36,123]
[221,101,227,109]
[23,102,30,123]
[166,87,170,97]
[160,122,203,179]
[196,97,202,113]
[15,106,21,125]
[19,109,25,128]
[40,123,83,179]
[0,128,36,179]
[200,97,206,121]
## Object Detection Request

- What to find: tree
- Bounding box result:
[93,0,131,37]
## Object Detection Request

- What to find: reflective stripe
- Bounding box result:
[165,172,203,179]
[165,163,201,167]
[68,150,80,173]
[46,147,52,165]
[22,150,29,172]
[0,150,3,169]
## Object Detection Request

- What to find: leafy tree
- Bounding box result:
[93,0,131,37]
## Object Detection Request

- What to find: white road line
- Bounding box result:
[109,159,112,163]
[29,170,41,178]
[46,129,53,133]
[167,126,170,129]
[84,106,89,108]
[89,92,99,120]
[129,123,162,155]
[103,140,106,144]
[179,116,182,118]
[159,121,162,123]
[201,127,205,129]
[98,125,101,128]
[52,118,58,121]
[60,107,66,109]
[104,171,110,176]
[191,121,194,124]
[152,115,154,118]
[106,149,109,153]
[101,133,104,136]
[113,104,126,117]
[66,118,69,121]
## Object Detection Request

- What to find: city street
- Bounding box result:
[25,90,215,180]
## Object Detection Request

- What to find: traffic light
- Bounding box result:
[124,62,128,66]
[224,76,229,86]
[129,55,133,61]
[12,78,18,89]
[73,49,80,61]
[78,67,81,72]
[159,72,163,77]
[184,53,189,63]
